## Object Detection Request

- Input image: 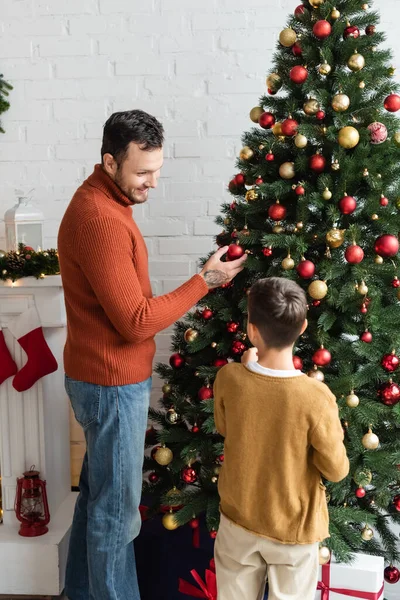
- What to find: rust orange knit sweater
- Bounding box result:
[58,165,208,386]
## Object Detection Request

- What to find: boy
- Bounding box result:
[213,277,349,600]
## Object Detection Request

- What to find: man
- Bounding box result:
[58,109,247,600]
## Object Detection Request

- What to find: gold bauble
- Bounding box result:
[319,546,331,565]
[319,61,331,75]
[362,428,379,450]
[211,342,217,348]
[308,366,325,381]
[361,526,374,541]
[273,224,284,234]
[240,146,254,161]
[279,28,297,47]
[162,512,179,531]
[223,217,231,225]
[0,250,5,258]
[303,98,320,115]
[282,256,295,270]
[332,93,350,112]
[184,328,198,343]
[166,486,182,504]
[154,446,173,466]
[266,73,282,92]
[308,280,328,300]
[295,133,308,148]
[245,189,258,202]
[375,255,383,264]
[363,168,369,177]
[332,160,340,171]
[272,122,283,136]
[326,228,345,248]
[359,81,366,89]
[389,66,396,76]
[346,392,360,408]
[162,383,172,394]
[393,131,400,147]
[362,2,368,8]
[347,52,365,72]
[249,106,264,123]
[279,162,295,179]
[322,187,332,200]
[357,281,368,295]
[371,214,379,221]
[296,221,304,229]
[309,0,324,7]
[338,126,360,149]
[354,469,372,486]
[331,7,340,19]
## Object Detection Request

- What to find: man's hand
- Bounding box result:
[199,246,247,290]
[241,347,258,365]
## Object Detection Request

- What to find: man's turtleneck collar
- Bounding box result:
[87,164,134,207]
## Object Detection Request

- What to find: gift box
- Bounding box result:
[315,553,384,600]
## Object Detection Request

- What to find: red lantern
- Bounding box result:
[170,353,185,368]
[292,42,302,57]
[345,244,364,264]
[226,321,240,333]
[181,466,198,484]
[227,243,245,260]
[343,24,360,39]
[281,118,298,136]
[339,195,357,215]
[361,330,373,343]
[378,381,400,406]
[384,566,400,584]
[198,386,213,401]
[259,112,275,129]
[293,355,303,370]
[384,94,400,112]
[290,65,308,84]
[213,357,228,367]
[294,4,305,17]
[312,346,331,366]
[296,259,315,279]
[14,467,50,537]
[381,352,400,372]
[374,234,399,258]
[309,154,326,173]
[268,202,287,221]
[313,20,332,39]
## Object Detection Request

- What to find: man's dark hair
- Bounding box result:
[247,277,307,349]
[101,109,164,164]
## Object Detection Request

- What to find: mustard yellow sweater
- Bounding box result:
[213,363,349,544]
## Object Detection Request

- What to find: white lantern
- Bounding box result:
[4,197,44,252]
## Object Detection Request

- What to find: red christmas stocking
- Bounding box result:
[8,307,58,392]
[0,327,17,384]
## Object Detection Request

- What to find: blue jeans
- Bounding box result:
[64,375,151,600]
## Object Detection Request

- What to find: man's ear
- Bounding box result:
[102,153,117,177]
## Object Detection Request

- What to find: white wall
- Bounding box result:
[0,0,399,405]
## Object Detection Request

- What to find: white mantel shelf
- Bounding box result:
[0,274,76,596]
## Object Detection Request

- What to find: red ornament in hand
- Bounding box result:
[384,566,400,584]
[268,202,287,221]
[198,386,213,401]
[378,381,400,406]
[355,487,366,498]
[170,353,185,368]
[393,494,400,512]
[296,259,315,279]
[259,111,275,129]
[339,195,357,215]
[343,24,360,39]
[384,94,400,112]
[227,321,240,333]
[227,243,245,260]
[312,347,331,366]
[290,65,308,84]
[181,466,198,484]
[361,331,373,343]
[281,118,298,136]
[374,234,399,258]
[381,353,400,372]
[345,244,364,264]
[202,308,213,320]
[231,340,246,355]
[309,154,326,173]
[213,358,228,367]
[292,42,302,57]
[313,20,331,39]
[293,355,303,370]
[265,152,275,162]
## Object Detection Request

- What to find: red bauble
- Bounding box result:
[265,152,275,162]
[296,259,315,279]
[235,173,245,186]
[361,304,368,314]
[384,94,400,112]
[230,201,237,210]
[316,110,325,120]
[189,518,200,529]
[231,340,246,355]
[228,180,237,193]
[309,154,326,173]
[361,331,373,343]
[293,355,303,370]
[290,65,308,84]
[381,353,400,372]
[227,321,240,333]
[294,4,305,17]
[339,195,357,215]
[312,347,332,366]
[355,487,366,498]
[268,88,277,95]
[170,353,185,368]
[202,308,213,320]
[198,386,213,401]
[268,202,287,221]
[227,243,245,260]
[255,177,263,185]
[262,246,273,257]
[295,185,305,196]
[292,42,302,57]
[192,425,199,433]
[380,195,389,206]
[384,566,400,584]
[210,530,217,539]
[345,244,364,264]
[392,277,400,288]
[231,230,238,239]
[181,466,198,484]
[312,300,321,307]
[149,472,159,483]
[343,25,360,39]
[313,20,332,39]
[394,494,400,512]
[365,25,376,36]
[374,234,399,258]
[218,454,225,462]
[259,112,275,129]
[378,381,400,406]
[213,357,228,367]
[281,118,298,136]
[221,281,233,289]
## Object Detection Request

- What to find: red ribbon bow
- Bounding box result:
[178,559,217,599]
[317,562,384,600]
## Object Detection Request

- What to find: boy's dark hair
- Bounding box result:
[247,277,307,348]
[101,109,164,164]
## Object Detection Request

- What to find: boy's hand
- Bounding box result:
[241,347,258,365]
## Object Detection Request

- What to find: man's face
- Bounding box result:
[103,142,163,204]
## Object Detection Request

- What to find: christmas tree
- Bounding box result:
[0,73,12,134]
[144,0,400,578]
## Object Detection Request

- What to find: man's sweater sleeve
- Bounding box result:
[77,216,208,343]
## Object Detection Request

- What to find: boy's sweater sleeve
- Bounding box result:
[310,392,349,483]
[213,371,226,437]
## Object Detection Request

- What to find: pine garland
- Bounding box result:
[0,73,12,134]
[0,244,60,282]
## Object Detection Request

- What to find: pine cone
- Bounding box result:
[6,252,24,272]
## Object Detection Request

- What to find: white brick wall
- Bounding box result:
[1,0,400,433]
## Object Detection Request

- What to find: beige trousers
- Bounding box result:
[214,513,319,600]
